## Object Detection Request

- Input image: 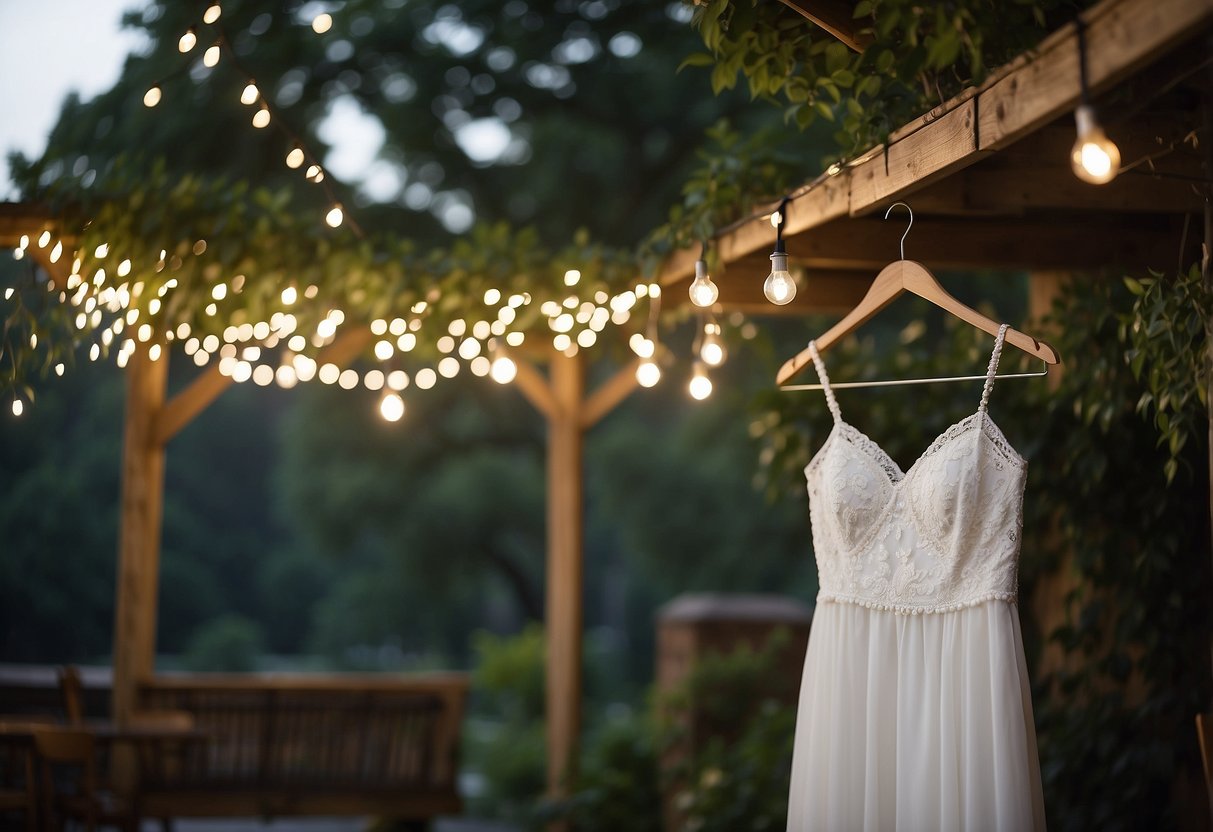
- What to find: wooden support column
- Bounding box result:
[111,347,168,725]
[545,350,585,804]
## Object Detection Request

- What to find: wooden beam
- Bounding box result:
[155,327,374,443]
[545,350,584,811]
[0,204,55,245]
[155,366,230,445]
[848,97,986,215]
[780,215,1196,271]
[580,360,640,429]
[776,0,871,52]
[112,346,169,727]
[512,356,559,421]
[976,0,1213,153]
[654,0,1213,286]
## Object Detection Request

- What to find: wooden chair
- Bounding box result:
[56,668,85,727]
[33,728,138,832]
[0,734,38,832]
[1198,712,1213,823]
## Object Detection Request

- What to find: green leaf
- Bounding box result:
[677,52,717,72]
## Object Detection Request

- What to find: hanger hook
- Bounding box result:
[884,202,913,259]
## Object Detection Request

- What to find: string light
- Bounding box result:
[1071,105,1120,184]
[380,391,405,422]
[252,105,271,128]
[11,399,23,417]
[143,85,162,107]
[286,147,305,169]
[312,13,333,34]
[689,255,719,307]
[202,4,222,24]
[700,322,727,367]
[325,205,344,228]
[240,81,259,105]
[688,362,713,400]
[489,341,517,384]
[636,360,661,388]
[203,44,220,67]
[1071,19,1120,184]
[178,28,197,53]
[764,200,796,305]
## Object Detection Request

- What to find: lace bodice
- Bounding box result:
[804,325,1027,614]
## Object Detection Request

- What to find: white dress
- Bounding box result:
[787,325,1046,831]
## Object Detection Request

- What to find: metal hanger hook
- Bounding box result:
[884,202,913,259]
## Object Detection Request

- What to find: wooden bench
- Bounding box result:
[135,673,468,822]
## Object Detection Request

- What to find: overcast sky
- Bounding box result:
[0,0,147,198]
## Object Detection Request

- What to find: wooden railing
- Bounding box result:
[136,673,468,820]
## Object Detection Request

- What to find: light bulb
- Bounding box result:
[240,82,259,105]
[203,45,220,67]
[490,355,517,384]
[325,205,344,228]
[689,363,712,400]
[203,4,222,23]
[281,285,297,305]
[312,13,333,33]
[764,247,796,305]
[1071,105,1120,184]
[700,325,727,367]
[379,391,405,422]
[636,360,661,388]
[178,28,197,53]
[286,147,306,169]
[143,85,162,107]
[252,106,271,128]
[689,258,719,307]
[11,399,23,417]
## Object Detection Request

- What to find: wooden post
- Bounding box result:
[111,346,168,726]
[545,350,584,807]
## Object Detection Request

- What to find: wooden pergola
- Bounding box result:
[1,0,1210,807]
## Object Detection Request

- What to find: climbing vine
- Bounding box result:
[683,0,1069,158]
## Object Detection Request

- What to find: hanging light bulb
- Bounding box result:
[688,362,713,400]
[700,322,727,367]
[252,105,271,128]
[203,44,220,67]
[765,244,796,305]
[178,28,197,53]
[1070,19,1120,185]
[11,399,23,416]
[689,257,719,307]
[286,147,306,169]
[312,12,334,33]
[325,205,344,228]
[379,391,405,422]
[305,164,324,182]
[203,4,222,24]
[636,359,661,388]
[240,81,259,105]
[1071,104,1120,184]
[764,201,796,305]
[143,85,162,107]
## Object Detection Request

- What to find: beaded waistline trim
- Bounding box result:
[816,590,1018,615]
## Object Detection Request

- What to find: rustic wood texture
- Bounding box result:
[580,360,640,429]
[137,675,467,819]
[653,0,1213,289]
[112,348,169,729]
[545,351,584,808]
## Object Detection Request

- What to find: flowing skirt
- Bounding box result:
[787,599,1046,831]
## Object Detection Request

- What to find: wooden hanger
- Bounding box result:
[776,203,1061,386]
